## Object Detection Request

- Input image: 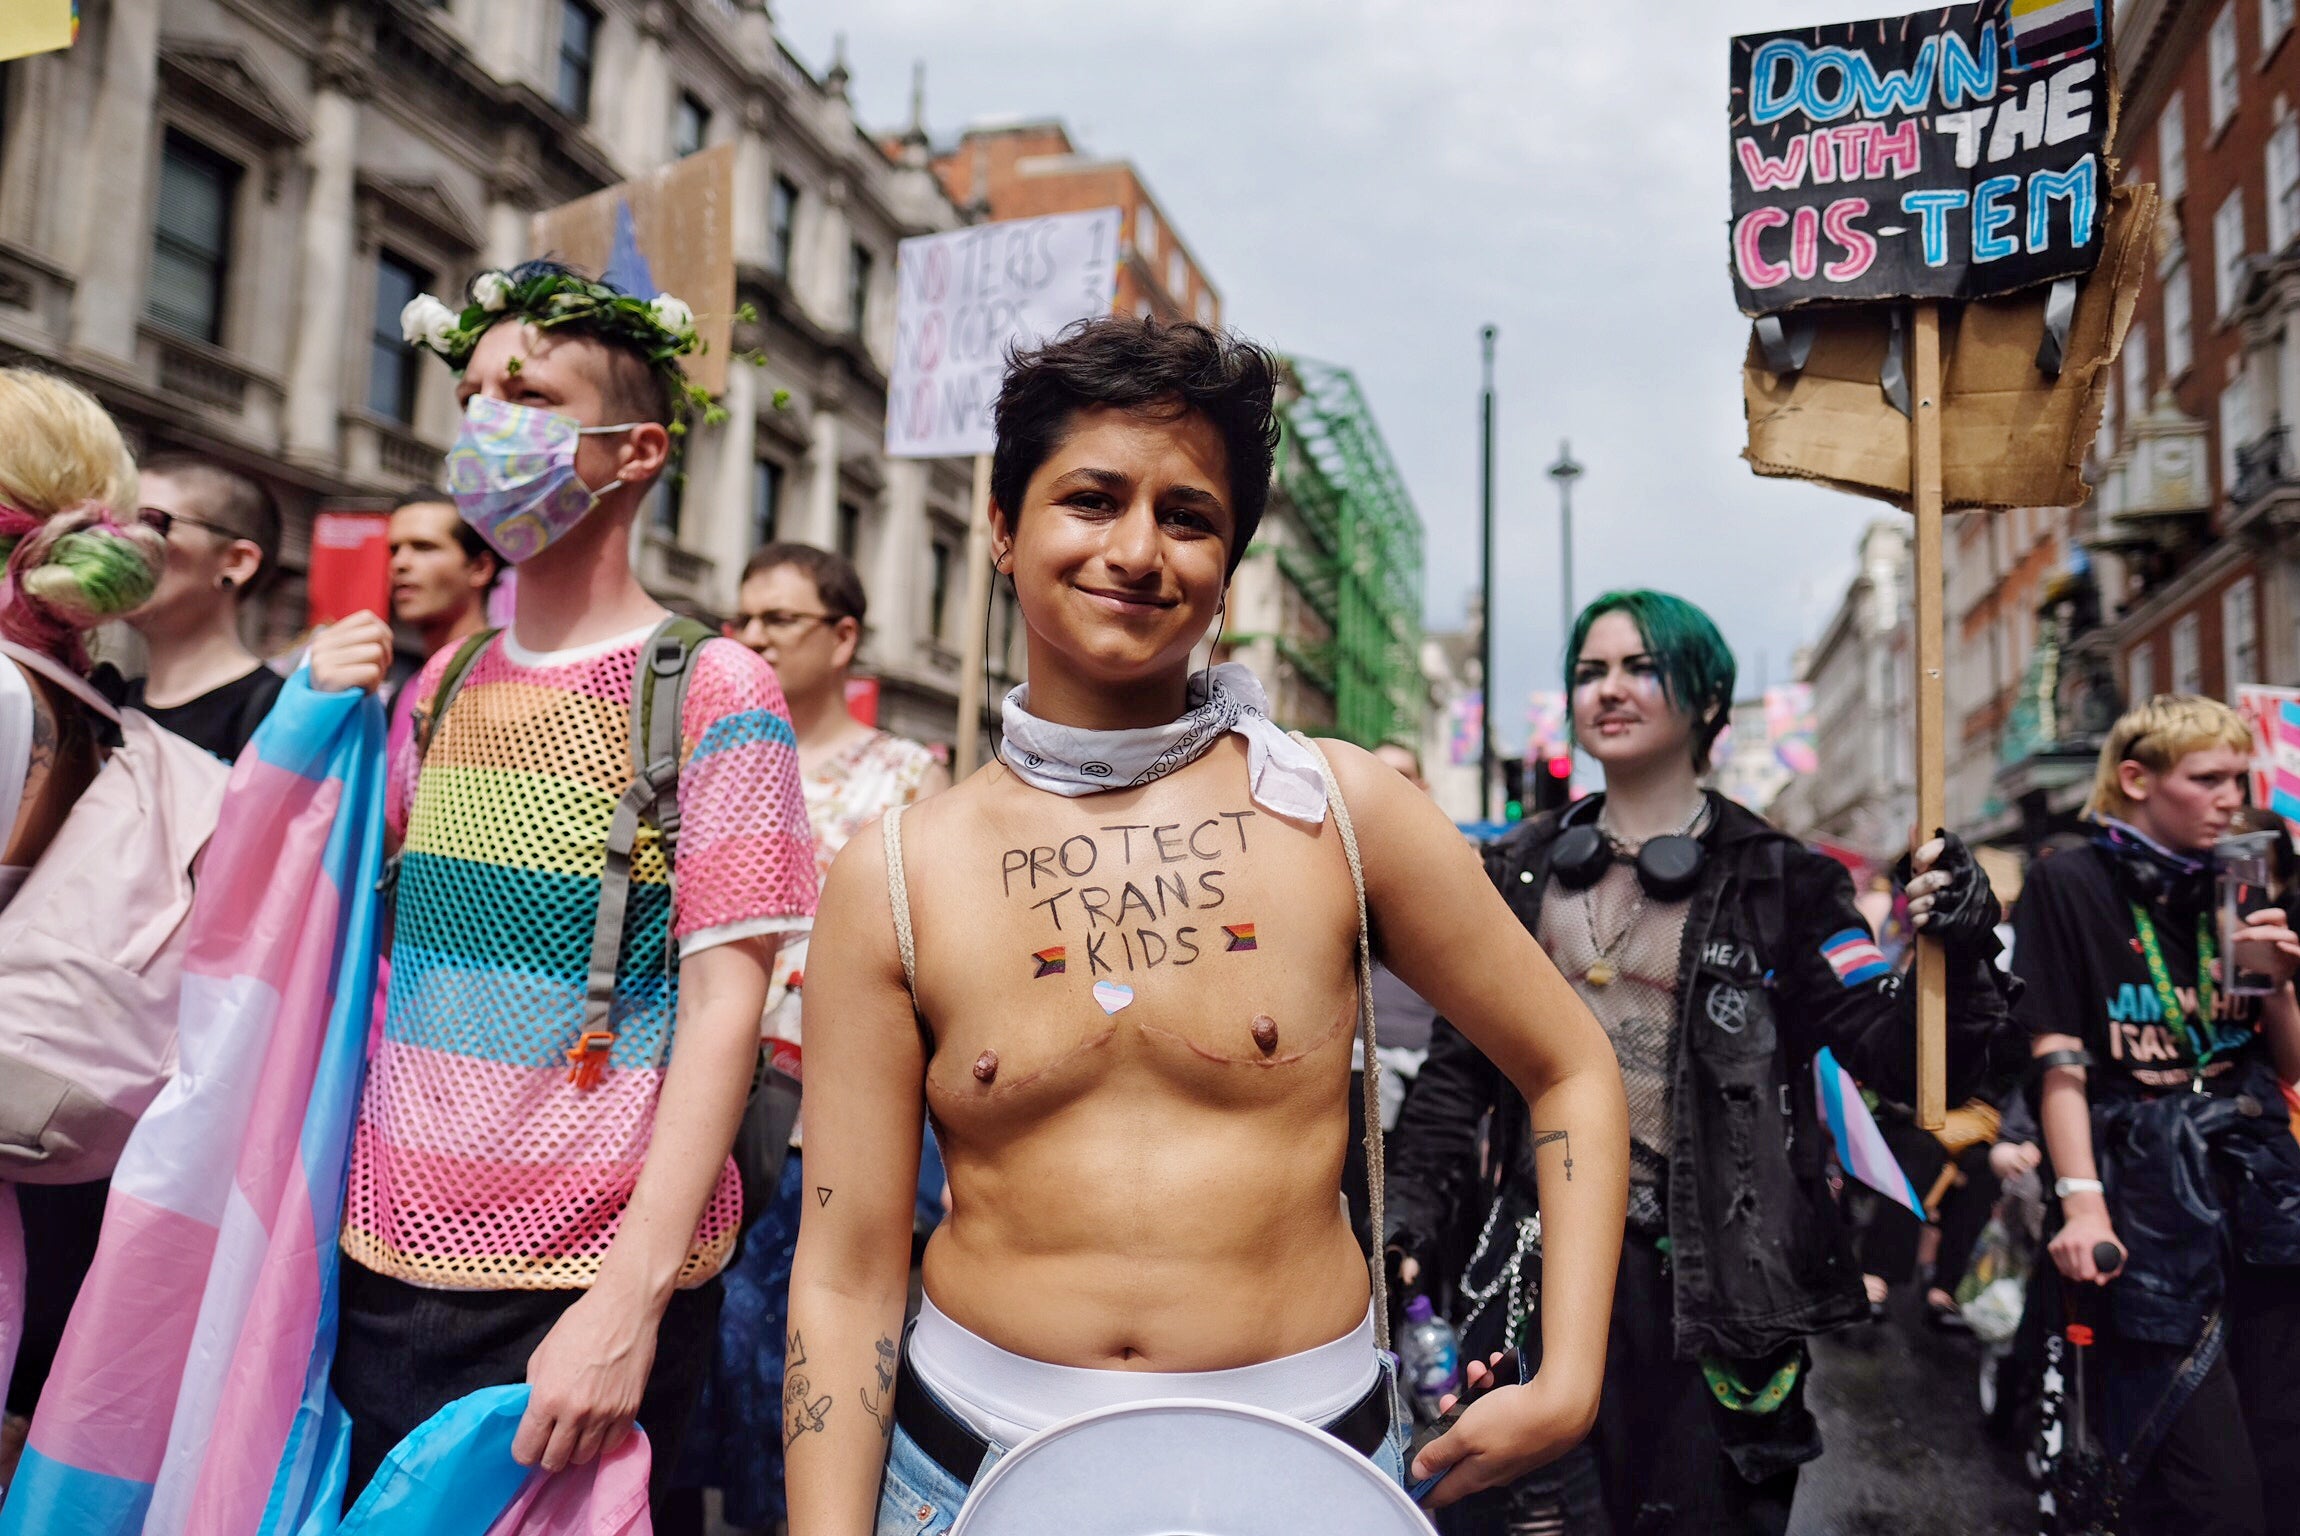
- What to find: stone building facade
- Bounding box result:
[1770,521,1914,860]
[0,0,975,744]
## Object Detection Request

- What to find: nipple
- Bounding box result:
[973,1050,1000,1084]
[1250,1016,1279,1055]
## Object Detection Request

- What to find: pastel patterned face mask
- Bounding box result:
[444,395,641,564]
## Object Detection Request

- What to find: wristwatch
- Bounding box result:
[2053,1177,2105,1199]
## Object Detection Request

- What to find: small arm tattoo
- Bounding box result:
[783,1329,833,1448]
[859,1333,897,1439]
[1534,1129,1574,1181]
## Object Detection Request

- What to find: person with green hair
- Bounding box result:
[1386,589,2021,1535]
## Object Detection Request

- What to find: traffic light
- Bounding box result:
[1499,756,1526,822]
[1532,752,1573,814]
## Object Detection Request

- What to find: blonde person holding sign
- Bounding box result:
[784,317,1629,1533]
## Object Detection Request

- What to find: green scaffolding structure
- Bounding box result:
[1275,356,1425,749]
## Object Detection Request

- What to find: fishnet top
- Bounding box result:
[344,625,816,1291]
[1537,858,1690,1215]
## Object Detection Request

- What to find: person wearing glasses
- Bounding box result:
[668,542,945,1535]
[93,454,284,762]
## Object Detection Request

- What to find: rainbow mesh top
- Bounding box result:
[343,623,815,1290]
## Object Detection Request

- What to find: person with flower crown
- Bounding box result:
[306,260,817,1513]
[782,316,1631,1532]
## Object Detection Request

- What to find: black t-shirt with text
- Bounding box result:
[2012,840,2263,1097]
[91,662,284,763]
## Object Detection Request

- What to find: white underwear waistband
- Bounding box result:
[905,1293,1382,1451]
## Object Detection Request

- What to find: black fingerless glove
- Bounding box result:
[1902,829,2003,954]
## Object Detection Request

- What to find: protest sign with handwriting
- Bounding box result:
[1729,1,2109,315]
[887,209,1120,459]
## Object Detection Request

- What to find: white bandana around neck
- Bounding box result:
[998,662,1329,823]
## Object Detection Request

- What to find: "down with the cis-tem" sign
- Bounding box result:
[1728,0,2109,315]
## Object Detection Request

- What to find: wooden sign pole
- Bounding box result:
[1911,303,1948,1131]
[952,452,996,779]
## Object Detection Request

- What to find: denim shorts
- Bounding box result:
[873,1361,1413,1534]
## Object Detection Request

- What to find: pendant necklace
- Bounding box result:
[1579,797,1707,988]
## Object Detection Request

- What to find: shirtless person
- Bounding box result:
[785,318,1629,1531]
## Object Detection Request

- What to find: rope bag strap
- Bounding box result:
[883,803,919,994]
[1290,731,1390,1354]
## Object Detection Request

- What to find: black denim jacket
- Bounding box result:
[1385,793,2025,1362]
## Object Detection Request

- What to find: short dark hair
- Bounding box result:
[742,541,867,626]
[392,488,500,592]
[489,259,675,427]
[992,317,1278,575]
[140,452,281,599]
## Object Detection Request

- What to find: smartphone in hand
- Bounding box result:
[1405,1346,1528,1504]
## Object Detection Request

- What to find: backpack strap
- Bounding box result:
[379,628,498,899]
[584,616,711,1081]
[1289,731,1390,1355]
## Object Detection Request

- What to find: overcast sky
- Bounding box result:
[776,0,1908,742]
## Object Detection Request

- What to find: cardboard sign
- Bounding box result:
[0,0,72,63]
[530,143,737,396]
[886,209,1121,459]
[1744,182,2151,509]
[307,512,391,627]
[1729,1,2109,316]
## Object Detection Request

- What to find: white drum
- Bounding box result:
[947,1397,1435,1536]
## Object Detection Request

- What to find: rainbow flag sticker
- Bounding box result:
[2008,0,2103,71]
[1223,924,1257,953]
[1032,946,1066,979]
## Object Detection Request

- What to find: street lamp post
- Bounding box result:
[1548,440,1584,665]
[1478,326,1498,823]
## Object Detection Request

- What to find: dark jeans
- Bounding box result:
[1857,1125,1999,1294]
[1444,1240,1807,1536]
[4,1180,109,1417]
[331,1258,723,1514]
[2119,1263,2300,1536]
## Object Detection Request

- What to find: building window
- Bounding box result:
[2212,4,2242,133]
[2162,91,2189,205]
[368,250,428,424]
[1166,248,1187,299]
[837,500,861,561]
[1136,204,1158,259]
[769,176,798,278]
[148,132,238,344]
[2268,0,2296,51]
[2273,117,2300,253]
[557,0,598,119]
[2123,320,2150,432]
[2216,186,2250,317]
[2130,642,2157,704]
[2221,372,2252,492]
[1195,290,1216,326]
[929,535,955,643]
[848,244,872,335]
[2164,262,2195,379]
[674,92,710,158]
[751,458,783,548]
[2226,576,2260,689]
[2173,611,2204,694]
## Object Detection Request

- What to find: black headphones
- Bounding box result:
[1550,794,1708,902]
[2097,823,2214,915]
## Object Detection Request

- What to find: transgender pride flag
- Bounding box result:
[0,671,383,1536]
[1814,1047,1925,1218]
